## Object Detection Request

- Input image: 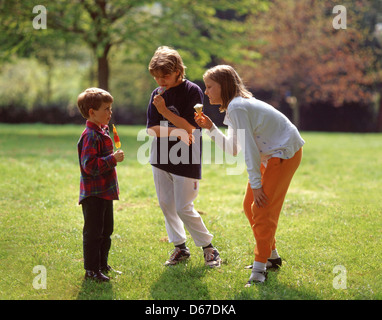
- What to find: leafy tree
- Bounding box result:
[0,1,90,105]
[0,0,269,93]
[236,0,380,127]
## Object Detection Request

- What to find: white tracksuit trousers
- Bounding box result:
[152,166,213,247]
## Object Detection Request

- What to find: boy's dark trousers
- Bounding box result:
[81,196,114,271]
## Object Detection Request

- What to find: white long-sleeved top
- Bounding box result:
[206,96,305,189]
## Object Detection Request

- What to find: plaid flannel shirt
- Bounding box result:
[78,120,119,204]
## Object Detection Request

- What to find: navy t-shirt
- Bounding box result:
[146,80,203,179]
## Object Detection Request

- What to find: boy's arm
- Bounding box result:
[80,134,116,176]
[152,95,195,134]
[162,111,195,134]
[147,125,194,145]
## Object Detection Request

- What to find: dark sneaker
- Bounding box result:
[203,247,222,268]
[266,257,282,270]
[164,247,191,266]
[245,257,282,270]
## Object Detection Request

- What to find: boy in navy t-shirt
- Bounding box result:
[147,46,221,267]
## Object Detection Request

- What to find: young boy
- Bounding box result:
[77,87,125,282]
[146,46,221,267]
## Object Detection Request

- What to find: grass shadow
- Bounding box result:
[150,262,211,300]
[233,269,320,300]
[77,278,114,300]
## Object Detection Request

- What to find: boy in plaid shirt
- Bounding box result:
[77,88,124,282]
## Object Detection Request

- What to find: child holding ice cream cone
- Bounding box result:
[195,65,304,285]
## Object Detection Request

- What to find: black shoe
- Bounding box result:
[84,270,110,282]
[101,265,122,275]
[244,257,282,270]
[267,257,282,270]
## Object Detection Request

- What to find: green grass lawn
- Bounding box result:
[0,123,381,300]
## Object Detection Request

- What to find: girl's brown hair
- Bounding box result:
[149,46,186,81]
[203,65,252,112]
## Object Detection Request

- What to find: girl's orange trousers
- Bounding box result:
[243,148,302,263]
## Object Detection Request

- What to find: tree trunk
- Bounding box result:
[286,95,300,128]
[97,55,109,91]
[377,94,382,132]
[292,101,300,129]
[46,61,53,105]
[97,44,111,91]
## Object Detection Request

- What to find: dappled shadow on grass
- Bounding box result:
[77,278,114,300]
[150,262,211,300]
[233,269,320,300]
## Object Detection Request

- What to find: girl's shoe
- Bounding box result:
[245,271,268,287]
[244,257,282,270]
[266,257,282,270]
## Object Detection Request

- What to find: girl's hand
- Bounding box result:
[252,187,269,208]
[194,111,213,130]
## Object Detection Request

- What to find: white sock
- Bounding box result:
[253,261,266,272]
[247,261,267,284]
[269,249,280,260]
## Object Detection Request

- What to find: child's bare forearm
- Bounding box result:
[147,125,193,145]
[160,109,195,133]
[147,125,184,137]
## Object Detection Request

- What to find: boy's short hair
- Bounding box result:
[149,46,187,80]
[77,87,113,119]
